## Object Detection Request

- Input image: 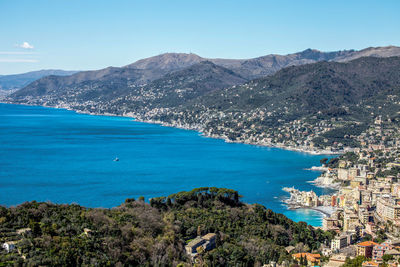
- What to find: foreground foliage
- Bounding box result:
[0,187,333,266]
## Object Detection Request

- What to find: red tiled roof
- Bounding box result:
[292,253,321,262]
[362,261,379,267]
[358,241,378,247]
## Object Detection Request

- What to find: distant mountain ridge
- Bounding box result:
[334,45,400,62]
[7,46,400,100]
[11,61,247,111]
[0,69,78,91]
[181,56,400,116]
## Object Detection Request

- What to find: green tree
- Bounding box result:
[343,256,367,267]
[382,254,393,263]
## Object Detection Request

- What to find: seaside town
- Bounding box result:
[277,116,400,267]
[4,104,400,266]
[3,0,400,265]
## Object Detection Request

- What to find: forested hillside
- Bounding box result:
[0,188,333,266]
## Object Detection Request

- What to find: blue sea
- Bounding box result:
[0,103,333,226]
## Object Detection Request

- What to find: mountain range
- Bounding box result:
[5,45,400,150]
[8,46,400,100]
[0,69,78,91]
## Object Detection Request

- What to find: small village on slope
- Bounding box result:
[276,117,400,267]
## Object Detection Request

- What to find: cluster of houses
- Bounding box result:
[326,240,400,267]
[286,132,400,266]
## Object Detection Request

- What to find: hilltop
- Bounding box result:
[0,188,332,266]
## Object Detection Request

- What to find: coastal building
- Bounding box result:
[392,184,400,198]
[358,207,372,225]
[361,261,379,267]
[331,235,348,251]
[339,160,347,168]
[348,168,360,180]
[376,197,400,221]
[292,253,321,266]
[365,222,377,236]
[338,168,349,180]
[343,212,360,231]
[357,241,378,258]
[305,191,318,207]
[332,195,338,207]
[372,242,392,262]
[325,254,346,267]
[351,180,362,188]
[322,246,333,256]
[323,217,340,231]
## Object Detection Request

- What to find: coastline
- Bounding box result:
[310,206,336,217]
[288,205,335,218]
[1,102,337,226]
[285,201,337,219]
[0,101,341,156]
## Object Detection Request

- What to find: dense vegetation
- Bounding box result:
[183,56,400,118]
[0,188,334,266]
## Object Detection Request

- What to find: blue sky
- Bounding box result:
[1,0,399,75]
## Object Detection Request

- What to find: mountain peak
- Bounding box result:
[297,48,325,59]
[301,48,321,53]
[125,52,204,70]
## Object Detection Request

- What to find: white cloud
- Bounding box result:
[17,42,34,49]
[0,59,38,63]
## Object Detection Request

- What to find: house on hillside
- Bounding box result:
[185,237,205,254]
[357,241,378,258]
[372,242,392,262]
[331,235,349,251]
[292,253,321,266]
[325,254,346,267]
[201,233,216,250]
[361,261,379,267]
[185,233,217,257]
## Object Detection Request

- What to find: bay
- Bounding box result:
[0,103,332,226]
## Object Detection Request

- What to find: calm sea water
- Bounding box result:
[0,103,333,226]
